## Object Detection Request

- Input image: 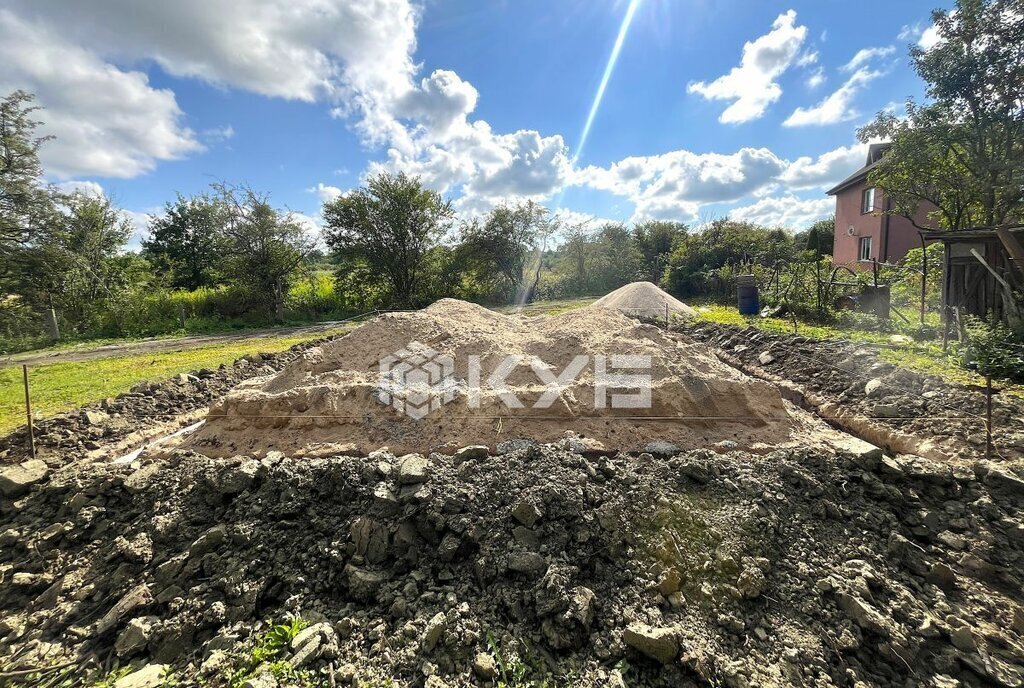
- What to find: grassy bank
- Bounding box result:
[0,326,354,435]
[692,302,1024,398]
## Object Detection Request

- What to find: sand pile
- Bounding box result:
[185,299,801,455]
[589,281,697,320]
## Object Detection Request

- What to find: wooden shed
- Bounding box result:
[922,226,1024,325]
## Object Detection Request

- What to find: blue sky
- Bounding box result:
[0,0,951,243]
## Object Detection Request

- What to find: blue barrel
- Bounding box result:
[736,275,759,315]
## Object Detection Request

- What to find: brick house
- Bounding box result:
[827,143,937,267]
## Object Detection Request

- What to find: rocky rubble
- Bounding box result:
[686,322,1024,462]
[2,440,1024,686]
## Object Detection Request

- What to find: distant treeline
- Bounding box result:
[0,89,835,353]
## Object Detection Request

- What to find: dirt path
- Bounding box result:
[1,321,350,368]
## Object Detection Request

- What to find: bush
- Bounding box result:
[958,317,1024,382]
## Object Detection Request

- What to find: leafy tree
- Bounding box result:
[18,192,135,334]
[589,223,645,293]
[797,216,835,257]
[322,172,454,307]
[632,220,688,282]
[663,219,795,296]
[216,184,315,319]
[459,201,551,301]
[859,0,1024,230]
[142,193,227,290]
[0,91,56,276]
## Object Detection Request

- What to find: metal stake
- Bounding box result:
[23,364,35,458]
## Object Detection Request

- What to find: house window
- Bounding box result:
[859,236,873,262]
[861,187,876,214]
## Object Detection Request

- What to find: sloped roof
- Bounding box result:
[826,142,892,196]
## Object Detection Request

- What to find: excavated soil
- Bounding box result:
[3,305,1024,687]
[589,281,697,320]
[185,300,809,457]
[3,444,1024,687]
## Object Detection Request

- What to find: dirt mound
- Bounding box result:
[4,444,1024,686]
[184,299,804,456]
[590,282,697,320]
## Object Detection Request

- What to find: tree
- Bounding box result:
[142,193,227,290]
[632,220,688,282]
[322,172,454,307]
[18,192,135,334]
[0,91,56,275]
[459,201,551,302]
[859,0,1024,230]
[216,184,315,319]
[799,216,835,257]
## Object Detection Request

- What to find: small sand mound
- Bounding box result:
[185,298,803,455]
[589,281,696,319]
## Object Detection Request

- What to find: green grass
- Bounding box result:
[0,326,354,435]
[692,301,1024,398]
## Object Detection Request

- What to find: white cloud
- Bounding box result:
[918,24,942,50]
[54,180,106,198]
[728,195,834,228]
[687,10,808,124]
[576,147,789,224]
[0,10,202,179]
[553,209,619,233]
[843,46,895,72]
[309,183,344,204]
[796,50,818,67]
[2,0,419,104]
[783,67,884,127]
[806,68,826,89]
[577,147,787,203]
[202,125,235,143]
[779,143,868,189]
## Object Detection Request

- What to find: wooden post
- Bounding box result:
[665,304,670,331]
[178,305,186,329]
[920,233,927,328]
[986,374,993,460]
[23,365,35,459]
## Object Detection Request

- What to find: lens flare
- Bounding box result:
[571,0,644,166]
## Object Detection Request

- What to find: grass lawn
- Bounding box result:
[692,301,1024,399]
[0,325,355,436]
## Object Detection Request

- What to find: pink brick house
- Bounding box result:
[828,143,937,268]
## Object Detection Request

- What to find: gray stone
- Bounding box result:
[0,460,49,497]
[836,593,889,637]
[95,584,153,636]
[512,499,542,528]
[350,517,389,564]
[453,445,488,464]
[736,566,766,599]
[508,552,548,577]
[871,404,901,419]
[115,616,156,657]
[344,564,386,600]
[472,652,497,679]
[113,663,168,688]
[189,526,227,557]
[289,622,338,667]
[398,454,430,484]
[421,612,447,652]
[215,460,261,495]
[644,440,679,457]
[864,379,885,398]
[83,410,110,425]
[623,623,679,664]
